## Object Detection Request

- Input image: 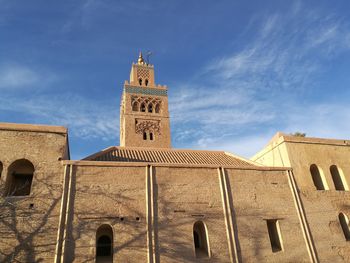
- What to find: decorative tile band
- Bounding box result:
[124,86,167,96]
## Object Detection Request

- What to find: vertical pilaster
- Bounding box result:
[287,170,318,263]
[146,165,158,263]
[60,164,75,263]
[218,167,241,263]
[54,164,70,263]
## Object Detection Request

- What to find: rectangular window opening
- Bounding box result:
[266,219,283,253]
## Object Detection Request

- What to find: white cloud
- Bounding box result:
[0,94,118,140]
[0,65,39,89]
[170,3,350,157]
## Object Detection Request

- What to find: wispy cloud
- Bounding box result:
[169,3,350,157]
[0,93,118,140]
[0,64,45,89]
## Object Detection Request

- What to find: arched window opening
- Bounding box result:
[150,132,153,141]
[193,221,210,258]
[6,159,34,196]
[132,101,139,111]
[155,103,160,113]
[96,224,113,262]
[330,165,348,191]
[145,79,149,86]
[339,213,350,241]
[143,132,147,140]
[138,78,142,86]
[266,219,283,252]
[310,164,328,190]
[140,103,146,112]
[148,103,153,113]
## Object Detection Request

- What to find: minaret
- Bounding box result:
[119,52,171,148]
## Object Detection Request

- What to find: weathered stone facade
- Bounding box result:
[0,55,349,262]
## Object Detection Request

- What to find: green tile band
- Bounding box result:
[124,86,167,96]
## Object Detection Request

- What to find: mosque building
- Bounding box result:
[0,53,349,262]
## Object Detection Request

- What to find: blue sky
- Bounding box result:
[1,0,350,160]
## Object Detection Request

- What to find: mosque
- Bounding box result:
[0,53,350,262]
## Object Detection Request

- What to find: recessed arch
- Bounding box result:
[193,221,210,258]
[339,213,350,241]
[132,101,139,111]
[155,103,160,113]
[145,79,149,86]
[148,103,153,113]
[150,132,154,141]
[96,224,113,262]
[138,78,142,86]
[143,132,147,140]
[310,164,328,190]
[330,165,348,191]
[140,103,146,112]
[6,159,34,196]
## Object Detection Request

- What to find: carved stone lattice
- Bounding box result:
[135,120,161,135]
[137,68,150,79]
[131,96,162,105]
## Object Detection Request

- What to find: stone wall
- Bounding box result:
[0,124,68,263]
[60,162,311,262]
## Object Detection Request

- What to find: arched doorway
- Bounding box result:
[96,224,113,263]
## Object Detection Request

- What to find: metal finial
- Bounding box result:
[138,51,144,64]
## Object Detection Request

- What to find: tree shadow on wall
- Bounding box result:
[0,176,62,263]
[64,166,234,263]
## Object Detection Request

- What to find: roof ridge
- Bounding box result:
[82,146,256,167]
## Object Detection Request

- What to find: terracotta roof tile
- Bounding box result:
[83,146,256,167]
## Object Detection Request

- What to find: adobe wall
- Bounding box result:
[0,125,68,262]
[284,141,350,262]
[61,164,148,262]
[64,162,310,263]
[225,168,310,262]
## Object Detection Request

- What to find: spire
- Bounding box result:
[137,51,145,65]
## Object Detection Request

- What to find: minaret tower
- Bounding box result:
[119,52,171,148]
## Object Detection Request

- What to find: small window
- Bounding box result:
[143,132,147,140]
[155,103,160,113]
[132,102,139,111]
[150,133,153,141]
[6,159,34,196]
[193,221,210,258]
[0,161,2,178]
[140,103,146,112]
[339,213,350,241]
[266,219,283,252]
[148,103,153,113]
[145,79,149,86]
[96,224,113,262]
[330,165,348,191]
[310,164,328,190]
[138,78,142,86]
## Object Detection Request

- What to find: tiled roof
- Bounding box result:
[83,146,256,167]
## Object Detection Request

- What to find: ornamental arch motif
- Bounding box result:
[131,96,162,114]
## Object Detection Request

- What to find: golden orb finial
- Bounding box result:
[138,51,145,64]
